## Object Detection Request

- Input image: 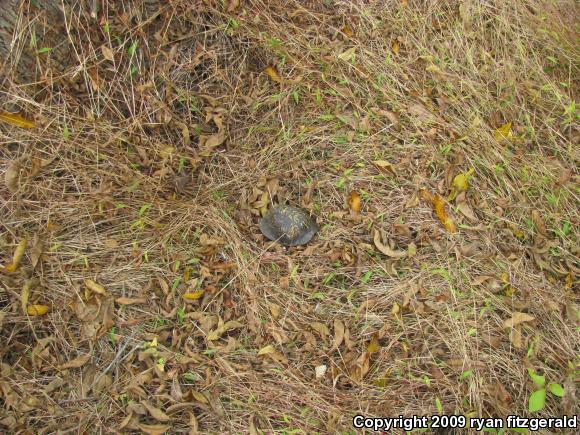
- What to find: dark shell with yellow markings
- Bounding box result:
[259,205,318,246]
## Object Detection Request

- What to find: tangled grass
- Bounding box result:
[0,0,578,433]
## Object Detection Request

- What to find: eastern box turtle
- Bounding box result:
[259,204,318,246]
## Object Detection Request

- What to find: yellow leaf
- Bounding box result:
[0,112,35,129]
[264,65,282,83]
[367,333,380,354]
[433,193,457,233]
[341,25,354,38]
[27,304,49,316]
[348,190,361,213]
[448,168,474,200]
[2,237,27,273]
[257,345,275,356]
[494,122,513,141]
[85,279,108,295]
[183,290,204,300]
[391,40,400,55]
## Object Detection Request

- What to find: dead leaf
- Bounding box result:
[206,320,243,341]
[30,234,43,268]
[85,279,108,295]
[408,103,434,122]
[348,191,361,214]
[101,45,114,61]
[332,319,345,350]
[456,201,477,221]
[57,354,91,370]
[373,230,407,258]
[2,237,27,273]
[142,400,171,422]
[391,40,400,55]
[531,210,547,237]
[4,161,21,192]
[0,112,35,129]
[227,0,240,12]
[257,345,275,356]
[424,193,457,233]
[310,322,330,338]
[372,160,397,176]
[341,25,354,38]
[264,65,282,83]
[199,131,225,154]
[137,423,170,435]
[503,312,535,328]
[27,305,49,316]
[20,278,36,314]
[115,296,147,305]
[367,332,380,354]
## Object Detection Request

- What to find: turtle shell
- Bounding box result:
[259,205,318,246]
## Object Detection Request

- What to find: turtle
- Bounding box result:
[259,204,319,246]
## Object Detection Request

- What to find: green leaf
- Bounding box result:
[548,383,565,397]
[528,388,546,412]
[435,397,443,413]
[127,41,138,56]
[460,370,473,380]
[36,47,51,54]
[527,368,546,387]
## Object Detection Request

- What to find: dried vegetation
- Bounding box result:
[0,0,578,433]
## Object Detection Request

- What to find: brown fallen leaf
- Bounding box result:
[373,230,407,258]
[115,297,148,305]
[348,191,361,214]
[27,305,49,316]
[372,160,397,176]
[57,353,91,370]
[503,312,535,328]
[101,45,114,62]
[332,319,345,350]
[141,400,171,422]
[531,210,547,237]
[2,237,27,273]
[30,234,43,269]
[4,161,21,192]
[0,112,35,129]
[138,423,170,435]
[456,201,477,221]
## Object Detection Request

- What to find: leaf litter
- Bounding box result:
[0,1,578,433]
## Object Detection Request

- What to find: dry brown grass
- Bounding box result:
[1,0,578,433]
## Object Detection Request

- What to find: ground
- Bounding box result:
[0,0,578,434]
